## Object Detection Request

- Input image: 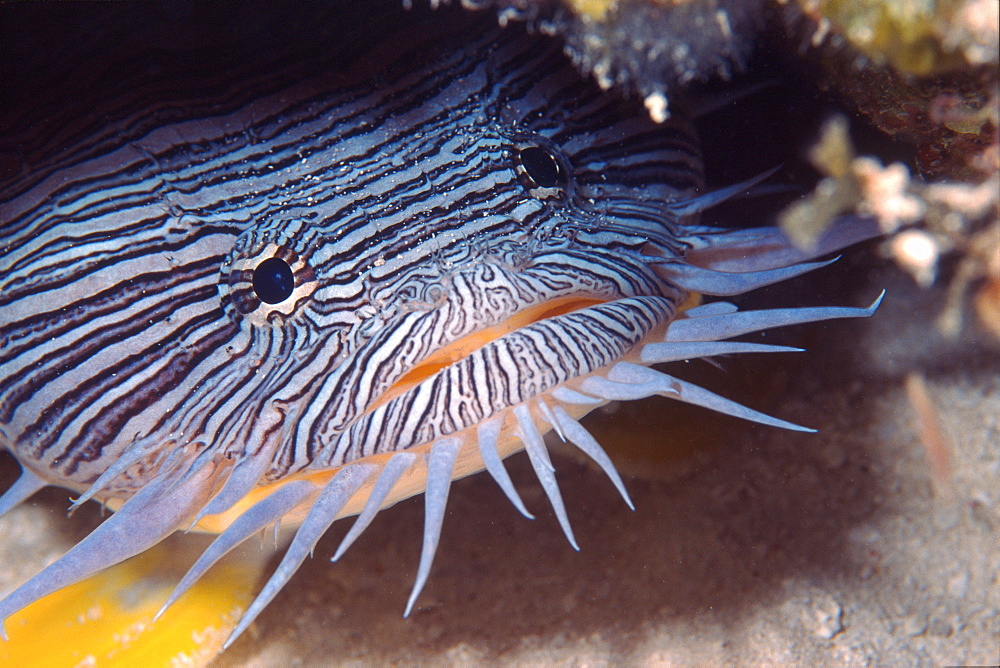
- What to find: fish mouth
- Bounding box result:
[351,295,675,457]
[364,294,613,417]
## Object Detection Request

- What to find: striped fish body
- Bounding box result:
[0,0,881,647]
[2,3,696,496]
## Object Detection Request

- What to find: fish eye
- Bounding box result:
[517,145,563,188]
[252,257,295,304]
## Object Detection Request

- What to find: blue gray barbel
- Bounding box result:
[0,0,882,648]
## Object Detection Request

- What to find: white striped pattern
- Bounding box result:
[0,0,883,646]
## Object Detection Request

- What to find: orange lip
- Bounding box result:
[364,295,607,416]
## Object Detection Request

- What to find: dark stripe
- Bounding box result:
[1,1,701,487]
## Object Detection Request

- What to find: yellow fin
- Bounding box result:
[0,536,267,667]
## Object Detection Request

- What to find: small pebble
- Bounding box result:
[928,617,954,638]
[899,614,927,637]
[813,599,844,639]
[947,571,970,599]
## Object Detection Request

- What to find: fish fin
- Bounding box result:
[679,301,738,318]
[687,79,780,118]
[550,386,601,405]
[667,166,781,217]
[640,341,803,364]
[680,214,882,273]
[0,458,219,640]
[332,452,418,561]
[550,405,633,510]
[603,362,815,432]
[0,467,46,519]
[156,479,317,621]
[68,436,158,510]
[653,257,837,296]
[665,292,885,342]
[190,444,273,527]
[404,437,462,618]
[477,418,533,520]
[514,405,578,551]
[578,375,665,402]
[223,463,376,649]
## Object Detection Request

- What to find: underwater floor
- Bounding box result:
[1,257,996,666]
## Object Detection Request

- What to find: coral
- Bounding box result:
[790,0,997,76]
[770,0,998,337]
[778,0,999,180]
[779,114,999,337]
[472,0,766,119]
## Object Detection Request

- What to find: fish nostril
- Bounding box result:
[252,257,295,304]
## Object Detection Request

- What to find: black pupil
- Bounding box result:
[518,146,561,188]
[252,257,295,304]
